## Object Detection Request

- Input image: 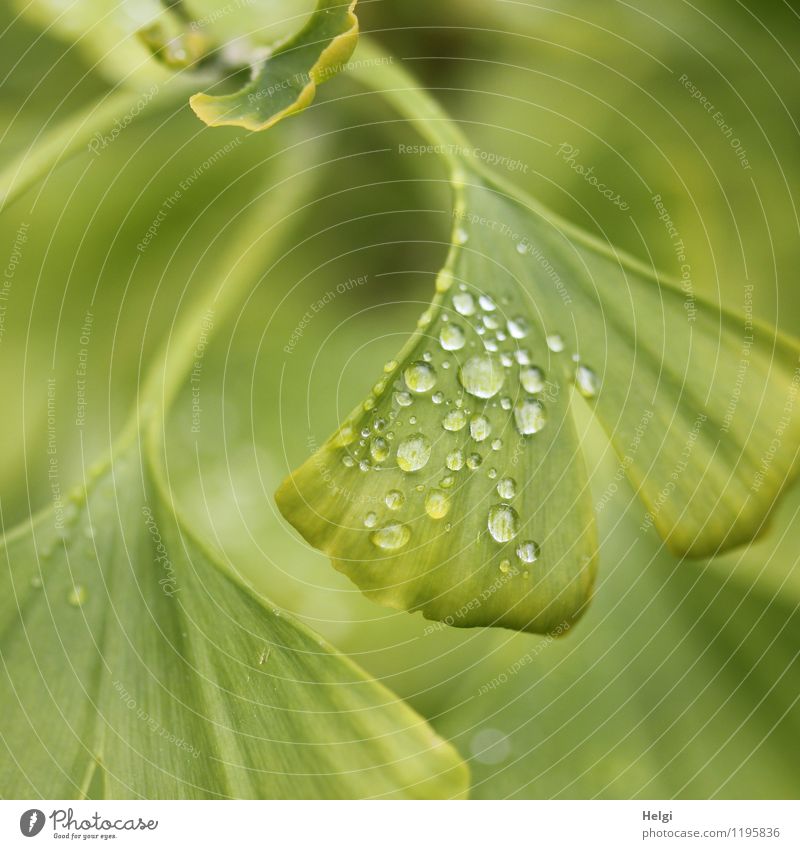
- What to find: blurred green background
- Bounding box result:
[1,0,799,797]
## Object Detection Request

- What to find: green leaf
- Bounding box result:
[190,0,359,131]
[0,439,466,798]
[275,50,800,634]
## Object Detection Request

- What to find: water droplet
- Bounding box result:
[442,408,468,432]
[459,355,505,399]
[432,391,445,405]
[483,337,499,353]
[487,467,498,479]
[371,524,411,551]
[425,490,451,520]
[507,316,529,339]
[409,415,417,425]
[497,477,517,499]
[499,559,512,574]
[364,512,378,528]
[446,449,465,471]
[395,390,414,407]
[384,360,398,373]
[500,352,514,367]
[514,349,532,366]
[482,314,501,331]
[478,294,496,312]
[547,333,565,353]
[373,379,388,395]
[575,364,600,398]
[385,490,405,510]
[514,399,547,435]
[404,361,437,394]
[455,227,469,245]
[396,434,432,472]
[363,398,375,411]
[358,459,371,472]
[440,323,466,351]
[491,438,503,451]
[488,504,519,543]
[374,417,386,431]
[467,452,483,470]
[370,437,389,462]
[342,456,355,468]
[520,365,545,394]
[440,474,456,489]
[500,396,512,411]
[453,291,476,316]
[516,241,528,255]
[469,415,492,442]
[67,585,87,607]
[516,540,540,563]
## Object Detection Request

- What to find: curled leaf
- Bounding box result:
[190,0,359,131]
[276,169,800,635]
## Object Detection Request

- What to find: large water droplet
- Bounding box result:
[520,365,545,394]
[396,434,432,472]
[470,415,492,442]
[370,437,389,463]
[459,355,505,399]
[453,291,476,316]
[575,364,600,398]
[516,540,540,563]
[488,504,520,543]
[507,316,529,339]
[442,408,468,432]
[440,324,466,351]
[371,524,411,551]
[425,489,451,520]
[446,449,465,471]
[496,477,517,499]
[385,489,405,510]
[404,361,437,393]
[514,399,547,435]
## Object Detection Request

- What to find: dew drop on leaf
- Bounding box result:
[371,523,411,551]
[479,294,497,312]
[370,437,389,462]
[546,333,565,353]
[395,390,413,407]
[514,398,547,435]
[364,512,378,528]
[440,323,466,351]
[467,452,483,470]
[458,355,505,399]
[396,434,432,472]
[442,408,468,431]
[520,366,545,394]
[385,489,405,510]
[496,477,517,499]
[488,504,520,543]
[432,391,445,405]
[425,490,451,520]
[516,540,541,563]
[507,316,529,339]
[575,364,601,398]
[452,291,476,316]
[446,449,465,471]
[404,361,437,393]
[469,415,492,442]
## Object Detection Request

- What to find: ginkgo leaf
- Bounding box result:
[0,436,467,799]
[276,162,800,635]
[190,0,358,131]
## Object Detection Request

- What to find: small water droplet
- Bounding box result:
[491,438,503,451]
[358,459,371,472]
[440,474,456,489]
[385,490,405,510]
[404,361,437,394]
[384,360,398,373]
[363,398,375,411]
[67,585,87,608]
[499,559,512,574]
[467,452,483,470]
[516,241,528,255]
[459,355,505,399]
[514,349,532,366]
[575,364,600,398]
[409,415,417,425]
[547,333,565,353]
[371,524,411,551]
[520,366,546,394]
[516,540,540,563]
[440,323,466,351]
[370,437,389,463]
[453,291,476,316]
[488,504,520,543]
[396,434,432,472]
[342,456,355,468]
[469,415,492,442]
[507,316,529,339]
[432,391,445,405]
[478,294,496,312]
[364,512,378,528]
[500,396,512,411]
[497,477,517,499]
[514,399,547,435]
[425,490,451,520]
[446,449,465,471]
[455,227,469,245]
[487,467,498,479]
[395,390,414,407]
[442,408,468,431]
[500,352,514,368]
[482,314,501,331]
